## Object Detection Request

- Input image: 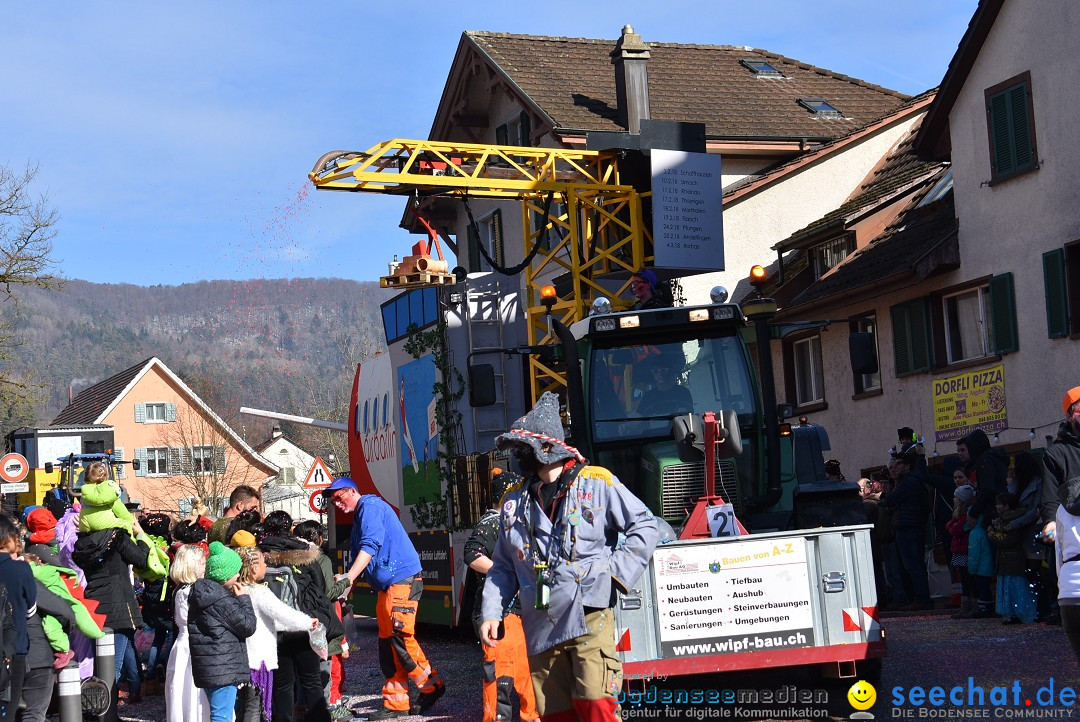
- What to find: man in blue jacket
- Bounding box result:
[326,477,444,720]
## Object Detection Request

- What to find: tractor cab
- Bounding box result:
[42,452,140,518]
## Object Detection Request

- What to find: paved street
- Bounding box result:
[332,610,1080,721]
[118,607,1080,721]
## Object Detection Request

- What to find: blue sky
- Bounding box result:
[1,1,977,286]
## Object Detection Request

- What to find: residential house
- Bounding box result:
[51,357,278,515]
[743,0,1080,474]
[258,425,331,523]
[411,27,921,307]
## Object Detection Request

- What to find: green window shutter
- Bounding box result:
[178,497,193,516]
[891,298,932,377]
[519,111,531,146]
[467,224,481,273]
[135,448,147,477]
[1009,84,1033,170]
[492,209,504,267]
[495,124,508,145]
[134,403,146,423]
[169,447,182,475]
[166,403,177,422]
[989,272,1019,354]
[989,90,1014,176]
[114,447,125,480]
[988,80,1034,178]
[1043,248,1070,338]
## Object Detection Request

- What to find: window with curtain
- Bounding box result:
[793,335,824,405]
[943,286,989,363]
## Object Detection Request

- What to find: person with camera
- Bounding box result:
[479,393,658,721]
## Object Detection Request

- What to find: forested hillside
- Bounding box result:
[0,277,391,450]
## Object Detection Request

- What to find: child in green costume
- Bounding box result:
[78,462,170,581]
[25,558,105,668]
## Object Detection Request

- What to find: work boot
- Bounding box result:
[411,682,446,714]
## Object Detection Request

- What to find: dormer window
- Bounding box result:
[740,59,783,78]
[810,235,854,279]
[798,97,843,118]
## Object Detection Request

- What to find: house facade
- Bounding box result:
[51,357,277,514]
[258,426,331,523]
[412,28,918,306]
[750,0,1080,475]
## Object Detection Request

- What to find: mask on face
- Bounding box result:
[513,447,541,475]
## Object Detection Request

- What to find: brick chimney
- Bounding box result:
[612,24,652,134]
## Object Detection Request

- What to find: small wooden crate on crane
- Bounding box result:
[380,251,456,289]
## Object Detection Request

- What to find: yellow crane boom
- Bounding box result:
[310,138,653,402]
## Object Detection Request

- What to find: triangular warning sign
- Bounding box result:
[303,457,334,489]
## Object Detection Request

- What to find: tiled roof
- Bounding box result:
[785,190,957,308]
[723,89,935,202]
[51,358,154,426]
[775,107,944,249]
[466,32,910,139]
[915,0,1005,160]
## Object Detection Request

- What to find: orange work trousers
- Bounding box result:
[483,613,538,721]
[377,577,441,711]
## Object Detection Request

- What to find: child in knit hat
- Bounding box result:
[234,546,319,722]
[947,484,977,618]
[187,541,257,722]
[25,508,61,565]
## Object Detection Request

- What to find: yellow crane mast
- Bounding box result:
[310,138,653,402]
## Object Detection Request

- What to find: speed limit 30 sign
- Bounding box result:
[309,490,328,514]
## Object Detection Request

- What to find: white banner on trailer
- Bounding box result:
[653,537,815,655]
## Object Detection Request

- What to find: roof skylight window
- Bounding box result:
[798,97,843,118]
[740,59,784,78]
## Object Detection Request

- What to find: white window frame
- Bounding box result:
[144,402,167,422]
[943,285,990,364]
[854,316,882,393]
[190,445,214,475]
[793,335,824,406]
[479,212,502,267]
[145,447,170,477]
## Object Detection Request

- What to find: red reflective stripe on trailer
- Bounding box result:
[622,640,887,679]
[842,609,861,632]
[615,629,631,652]
[862,605,879,621]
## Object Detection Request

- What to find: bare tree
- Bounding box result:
[0,162,61,440]
[300,331,376,474]
[141,405,268,515]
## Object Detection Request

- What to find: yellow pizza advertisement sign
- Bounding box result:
[932,364,1008,442]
